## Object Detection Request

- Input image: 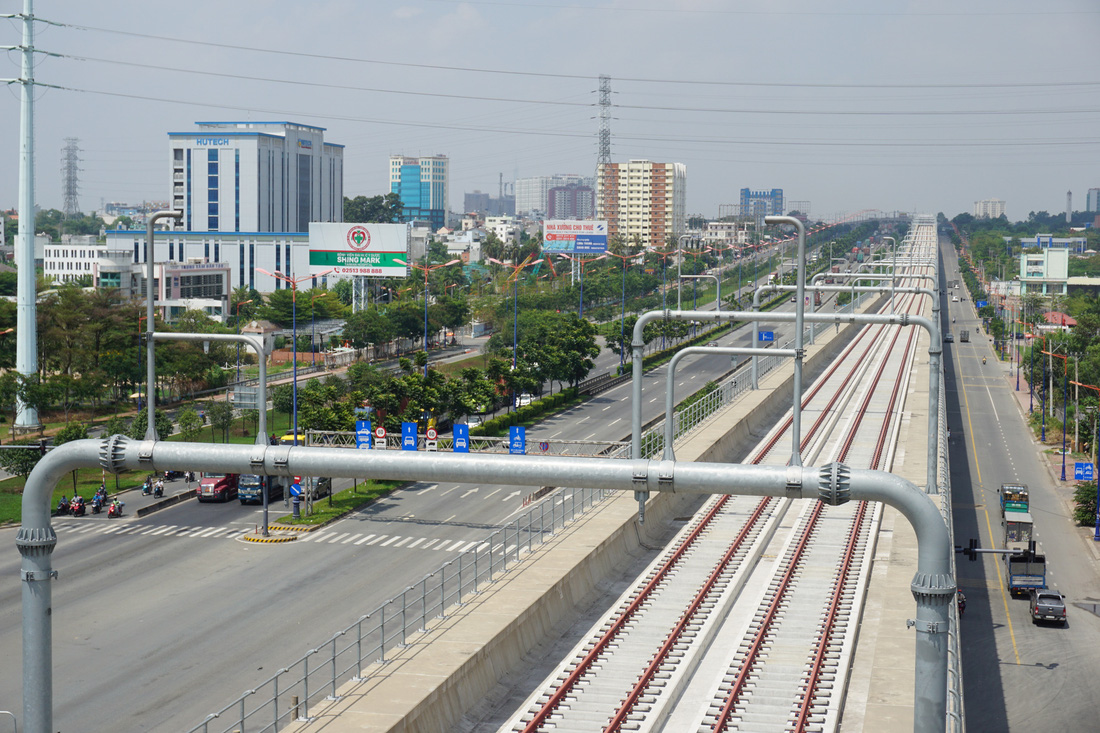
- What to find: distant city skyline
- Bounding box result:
[2,1,1097,222]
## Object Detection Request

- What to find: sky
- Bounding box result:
[1,0,1098,223]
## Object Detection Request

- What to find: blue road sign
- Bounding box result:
[1076,462,1095,481]
[976,300,988,308]
[290,482,302,497]
[453,424,470,453]
[355,419,372,450]
[509,426,526,455]
[402,422,418,451]
[758,331,775,342]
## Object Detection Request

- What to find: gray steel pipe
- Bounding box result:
[663,345,796,460]
[144,210,183,440]
[17,436,955,733]
[764,216,806,467]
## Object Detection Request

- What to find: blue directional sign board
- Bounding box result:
[509,426,526,455]
[976,300,988,308]
[758,331,775,342]
[453,424,470,453]
[401,422,418,451]
[1076,462,1095,481]
[355,420,372,450]
[290,481,303,497]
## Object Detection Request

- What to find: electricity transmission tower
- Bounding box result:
[61,137,81,217]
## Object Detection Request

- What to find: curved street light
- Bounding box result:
[235,299,253,383]
[256,267,333,445]
[393,257,462,376]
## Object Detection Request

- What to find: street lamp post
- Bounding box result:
[256,267,333,444]
[557,253,607,318]
[486,255,536,375]
[235,299,253,383]
[310,293,327,367]
[605,251,636,371]
[394,257,462,376]
[676,234,697,310]
[137,315,147,411]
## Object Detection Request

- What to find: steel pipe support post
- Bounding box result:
[144,210,183,440]
[764,215,806,466]
[19,438,954,733]
[663,345,796,461]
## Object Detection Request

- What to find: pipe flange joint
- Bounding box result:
[785,465,803,499]
[16,525,57,555]
[817,462,851,506]
[910,571,957,603]
[656,460,674,487]
[99,433,131,474]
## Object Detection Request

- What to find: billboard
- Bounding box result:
[542,220,608,254]
[308,223,409,278]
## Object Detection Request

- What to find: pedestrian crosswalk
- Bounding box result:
[51,520,491,553]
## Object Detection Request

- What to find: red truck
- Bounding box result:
[196,472,239,502]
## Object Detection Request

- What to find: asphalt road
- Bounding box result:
[0,280,822,732]
[942,240,1100,732]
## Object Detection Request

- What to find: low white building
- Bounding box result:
[485,216,519,244]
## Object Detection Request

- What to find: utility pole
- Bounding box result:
[14,0,40,431]
[61,137,81,218]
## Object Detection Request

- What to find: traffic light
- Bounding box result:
[965,538,978,561]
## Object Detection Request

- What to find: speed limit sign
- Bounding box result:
[374,426,386,439]
[426,427,438,440]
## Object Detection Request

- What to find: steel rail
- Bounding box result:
[711,295,921,731]
[520,493,765,731]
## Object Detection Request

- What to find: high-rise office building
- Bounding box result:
[596,160,686,247]
[739,188,784,227]
[974,199,1006,219]
[168,121,344,233]
[390,154,449,230]
[547,183,595,220]
[515,174,594,217]
[1087,188,1100,213]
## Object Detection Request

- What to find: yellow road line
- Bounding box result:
[961,373,1022,665]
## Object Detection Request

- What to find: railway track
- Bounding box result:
[505,235,937,733]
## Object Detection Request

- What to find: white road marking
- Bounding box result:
[328,533,349,544]
[578,416,590,423]
[586,433,596,439]
[342,535,359,544]
[460,541,478,552]
[394,537,412,547]
[505,491,520,502]
[151,526,174,535]
[443,539,465,552]
[196,527,220,537]
[355,534,376,545]
[602,405,612,411]
[367,535,387,545]
[460,488,478,498]
[444,515,456,523]
[608,418,621,425]
[422,539,439,549]
[485,488,501,499]
[440,486,458,496]
[406,537,426,549]
[380,536,401,546]
[550,431,562,438]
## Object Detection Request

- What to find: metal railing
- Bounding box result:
[186,486,609,733]
[305,430,627,457]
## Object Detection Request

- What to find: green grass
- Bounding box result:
[272,479,404,526]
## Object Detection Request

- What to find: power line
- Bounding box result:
[61,22,1100,90]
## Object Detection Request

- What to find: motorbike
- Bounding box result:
[153,483,164,498]
[141,479,153,496]
[982,357,986,365]
[107,501,124,518]
[91,496,103,514]
[71,497,86,517]
[164,470,184,481]
[55,499,70,516]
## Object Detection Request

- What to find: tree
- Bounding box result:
[177,406,204,443]
[271,384,296,433]
[0,443,41,480]
[206,400,235,443]
[54,422,89,492]
[344,192,402,223]
[127,408,174,441]
[104,414,129,438]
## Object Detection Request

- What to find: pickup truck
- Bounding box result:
[1029,589,1067,626]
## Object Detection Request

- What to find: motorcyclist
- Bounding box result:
[957,591,966,617]
[57,495,69,515]
[142,478,152,495]
[110,498,123,516]
[982,356,986,365]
